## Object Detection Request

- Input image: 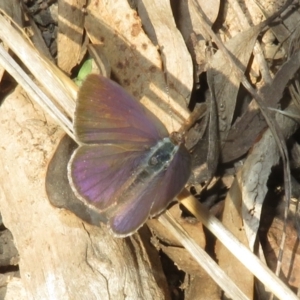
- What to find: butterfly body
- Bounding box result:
[68,74,191,236]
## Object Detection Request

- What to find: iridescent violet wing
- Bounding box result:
[68,144,148,211]
[69,74,169,211]
[107,145,191,236]
[149,144,191,216]
[68,74,191,234]
[74,74,169,147]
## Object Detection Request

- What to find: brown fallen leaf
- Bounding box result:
[216,179,254,299]
[84,0,193,132]
[260,199,300,291]
[57,0,85,73]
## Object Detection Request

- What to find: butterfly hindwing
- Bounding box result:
[107,145,191,236]
[68,144,148,211]
[149,144,191,216]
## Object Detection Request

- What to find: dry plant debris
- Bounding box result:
[0,0,299,299]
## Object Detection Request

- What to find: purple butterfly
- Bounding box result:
[68,74,191,237]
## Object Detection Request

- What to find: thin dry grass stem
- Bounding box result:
[192,0,294,290]
[0,12,77,117]
[178,189,298,300]
[158,212,249,300]
[0,44,75,140]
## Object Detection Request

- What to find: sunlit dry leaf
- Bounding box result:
[148,204,220,300]
[85,0,192,132]
[254,0,300,52]
[222,50,300,162]
[178,0,220,70]
[216,179,254,299]
[0,0,23,26]
[209,24,262,143]
[260,199,300,290]
[179,0,220,41]
[162,245,220,300]
[237,109,299,250]
[137,0,193,103]
[57,0,85,73]
[184,274,220,300]
[148,204,206,247]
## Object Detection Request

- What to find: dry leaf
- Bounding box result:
[222,50,300,162]
[209,24,263,143]
[57,0,85,73]
[237,108,298,250]
[216,179,254,299]
[85,0,192,132]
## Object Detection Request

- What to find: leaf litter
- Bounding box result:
[0,0,300,299]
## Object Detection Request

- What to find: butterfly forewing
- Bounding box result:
[75,74,168,146]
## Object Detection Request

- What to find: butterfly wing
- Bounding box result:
[69,142,191,235]
[107,145,191,236]
[69,74,191,235]
[149,144,191,216]
[74,74,168,147]
[68,144,148,210]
